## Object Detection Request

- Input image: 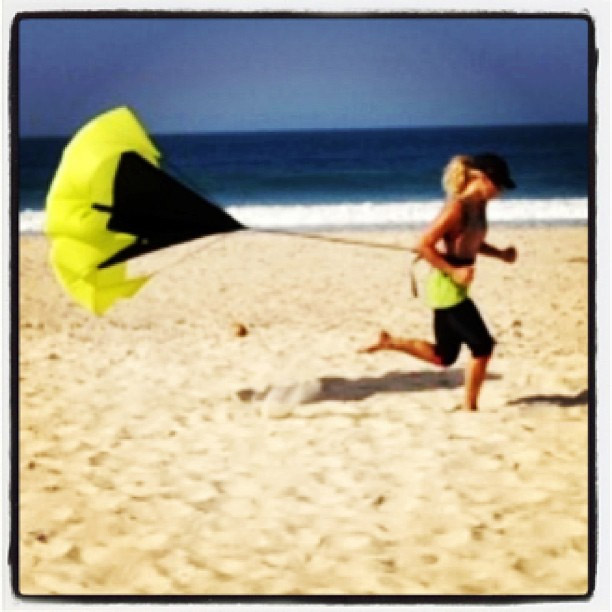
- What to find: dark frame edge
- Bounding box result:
[8,11,22,601]
[7,9,598,604]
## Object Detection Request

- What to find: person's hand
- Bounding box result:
[450,265,474,287]
[502,246,518,263]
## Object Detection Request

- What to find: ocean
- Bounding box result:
[17,124,589,232]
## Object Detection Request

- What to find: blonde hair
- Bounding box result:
[442,155,477,198]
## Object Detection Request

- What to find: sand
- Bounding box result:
[17,226,589,596]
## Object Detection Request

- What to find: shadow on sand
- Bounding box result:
[308,369,501,403]
[507,389,588,408]
[238,369,502,404]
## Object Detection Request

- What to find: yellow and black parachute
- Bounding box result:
[45,106,245,315]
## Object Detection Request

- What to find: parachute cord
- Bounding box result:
[144,228,419,286]
[252,229,423,299]
[250,228,413,253]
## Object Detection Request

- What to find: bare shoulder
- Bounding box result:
[439,198,464,219]
[419,199,463,246]
[431,199,464,231]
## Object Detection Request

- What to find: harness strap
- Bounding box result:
[409,252,423,298]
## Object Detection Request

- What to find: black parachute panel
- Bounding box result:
[95,152,246,268]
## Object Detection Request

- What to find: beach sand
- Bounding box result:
[18,226,589,596]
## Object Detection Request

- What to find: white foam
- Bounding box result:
[19,209,47,234]
[19,198,587,234]
[228,198,588,229]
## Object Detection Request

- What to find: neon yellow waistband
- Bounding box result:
[425,269,469,309]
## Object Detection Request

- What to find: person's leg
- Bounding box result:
[447,299,495,412]
[361,309,461,367]
[464,354,490,411]
[360,331,442,365]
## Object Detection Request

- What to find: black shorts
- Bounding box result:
[433,298,495,366]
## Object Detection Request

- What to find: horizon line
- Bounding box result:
[20,120,588,139]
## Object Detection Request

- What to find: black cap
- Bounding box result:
[471,153,516,189]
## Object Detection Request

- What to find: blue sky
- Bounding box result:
[17,16,589,135]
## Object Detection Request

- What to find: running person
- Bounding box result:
[361,153,517,411]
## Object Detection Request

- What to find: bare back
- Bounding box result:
[441,199,488,261]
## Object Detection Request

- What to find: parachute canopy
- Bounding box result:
[45,106,245,315]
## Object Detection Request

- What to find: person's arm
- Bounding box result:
[479,241,517,263]
[415,201,474,286]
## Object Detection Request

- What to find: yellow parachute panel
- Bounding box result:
[45,107,160,315]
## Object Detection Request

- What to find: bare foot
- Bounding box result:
[359,331,392,353]
[445,403,478,412]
